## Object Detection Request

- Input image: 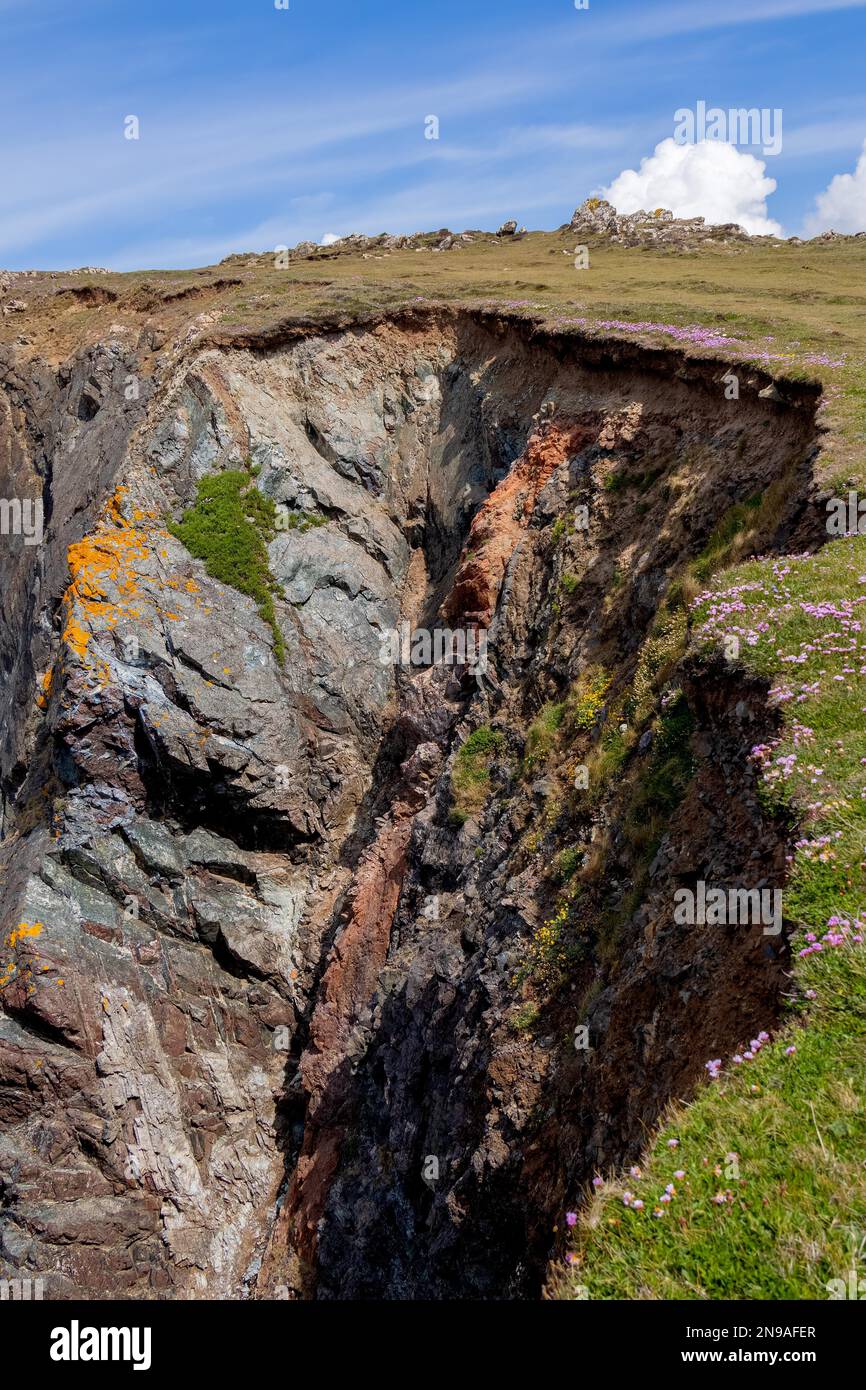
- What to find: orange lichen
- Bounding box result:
[63,615,92,661]
[7,921,44,948]
[0,922,45,991]
[61,487,152,669]
[36,667,54,710]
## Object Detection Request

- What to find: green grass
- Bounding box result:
[556,534,866,1299]
[692,494,764,582]
[169,467,286,666]
[451,724,505,821]
[524,700,566,768]
[552,940,866,1298]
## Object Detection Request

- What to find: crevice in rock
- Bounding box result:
[0,305,827,1301]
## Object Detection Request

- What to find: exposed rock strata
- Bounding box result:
[0,309,822,1298]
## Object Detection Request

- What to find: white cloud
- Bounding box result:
[604,138,782,235]
[804,139,866,233]
[320,233,341,246]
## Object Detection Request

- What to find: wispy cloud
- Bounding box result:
[607,0,866,38]
[2,0,864,268]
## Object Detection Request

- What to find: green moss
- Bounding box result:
[283,509,328,533]
[169,467,286,666]
[461,725,505,759]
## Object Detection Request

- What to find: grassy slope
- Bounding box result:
[554,540,866,1300]
[9,225,866,1299]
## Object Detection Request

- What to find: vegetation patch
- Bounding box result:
[169,467,286,666]
[281,509,329,533]
[451,724,505,821]
[524,700,566,769]
[509,1000,541,1033]
[556,534,866,1299]
[628,610,688,724]
[556,845,582,881]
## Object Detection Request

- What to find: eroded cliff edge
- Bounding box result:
[0,309,823,1298]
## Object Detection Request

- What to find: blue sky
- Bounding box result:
[2,0,866,270]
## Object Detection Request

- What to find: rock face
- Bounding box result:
[569,197,752,246]
[0,307,822,1298]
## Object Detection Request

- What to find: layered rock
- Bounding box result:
[0,307,823,1299]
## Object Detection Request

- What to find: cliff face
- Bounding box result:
[0,309,822,1298]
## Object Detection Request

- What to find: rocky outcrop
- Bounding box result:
[569,198,753,247]
[0,306,823,1298]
